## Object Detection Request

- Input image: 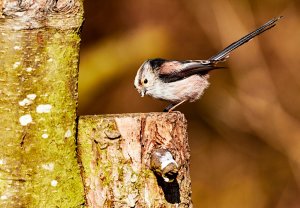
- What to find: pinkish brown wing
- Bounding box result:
[159,61,182,75]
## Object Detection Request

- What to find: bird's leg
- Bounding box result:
[163,104,175,112]
[163,100,186,112]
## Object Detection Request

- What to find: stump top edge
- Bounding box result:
[79,111,185,120]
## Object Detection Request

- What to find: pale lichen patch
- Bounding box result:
[13,61,21,69]
[126,193,138,207]
[13,45,21,50]
[0,195,8,200]
[19,98,32,106]
[42,163,54,171]
[64,129,72,138]
[0,159,5,165]
[27,94,37,100]
[51,180,58,187]
[25,67,33,72]
[36,104,52,113]
[19,114,32,126]
[19,94,37,106]
[144,187,151,207]
[130,174,138,183]
[42,133,49,139]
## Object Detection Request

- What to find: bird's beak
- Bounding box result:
[141,89,146,97]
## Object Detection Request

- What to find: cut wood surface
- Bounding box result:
[78,112,192,208]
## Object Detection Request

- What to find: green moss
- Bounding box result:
[0,27,84,207]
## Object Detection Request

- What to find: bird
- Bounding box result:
[134,16,282,112]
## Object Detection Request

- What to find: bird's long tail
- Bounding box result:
[209,16,283,62]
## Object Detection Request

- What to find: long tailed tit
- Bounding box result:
[134,17,282,112]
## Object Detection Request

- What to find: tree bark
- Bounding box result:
[78,112,192,208]
[0,0,85,207]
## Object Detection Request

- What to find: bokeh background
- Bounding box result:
[78,0,300,207]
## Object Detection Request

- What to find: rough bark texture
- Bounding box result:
[78,112,192,208]
[0,0,84,207]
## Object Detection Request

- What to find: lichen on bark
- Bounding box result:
[0,0,85,207]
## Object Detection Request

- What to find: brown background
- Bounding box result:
[79,0,300,207]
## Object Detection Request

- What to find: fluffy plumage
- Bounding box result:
[134,17,282,111]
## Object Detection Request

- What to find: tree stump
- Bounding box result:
[78,112,192,207]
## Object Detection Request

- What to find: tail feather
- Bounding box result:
[209,16,283,62]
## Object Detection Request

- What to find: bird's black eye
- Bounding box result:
[143,79,148,84]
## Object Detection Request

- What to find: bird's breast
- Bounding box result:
[148,75,210,103]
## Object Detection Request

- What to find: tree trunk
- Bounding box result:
[0,0,85,207]
[78,112,192,207]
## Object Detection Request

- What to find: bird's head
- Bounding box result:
[134,58,166,97]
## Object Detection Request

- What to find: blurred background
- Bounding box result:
[79,0,300,207]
